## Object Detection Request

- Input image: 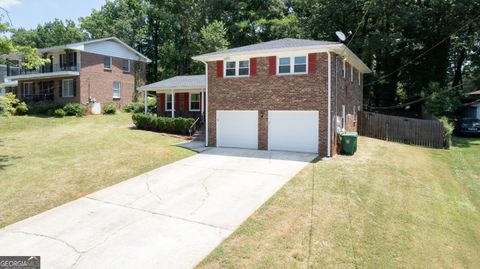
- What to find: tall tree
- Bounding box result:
[11,19,86,48]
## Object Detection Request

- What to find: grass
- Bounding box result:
[0,113,194,228]
[197,136,480,268]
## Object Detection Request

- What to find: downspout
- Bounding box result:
[202,60,209,147]
[335,55,338,151]
[327,51,332,157]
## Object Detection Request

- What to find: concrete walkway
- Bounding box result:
[0,148,315,269]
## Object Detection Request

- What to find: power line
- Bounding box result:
[364,18,476,88]
[0,6,13,26]
[365,83,467,110]
[346,0,373,47]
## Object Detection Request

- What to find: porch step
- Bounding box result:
[192,127,206,142]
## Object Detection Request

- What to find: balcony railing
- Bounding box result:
[7,64,80,77]
[20,94,54,102]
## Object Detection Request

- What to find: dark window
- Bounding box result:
[122,59,130,72]
[104,56,112,69]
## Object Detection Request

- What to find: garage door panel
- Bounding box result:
[217,111,258,149]
[268,111,318,153]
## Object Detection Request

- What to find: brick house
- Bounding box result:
[142,38,371,156]
[2,37,150,109]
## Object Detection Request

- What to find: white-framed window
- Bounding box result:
[358,72,361,85]
[62,79,74,97]
[342,60,346,78]
[351,66,354,82]
[278,55,307,75]
[113,81,121,98]
[189,93,200,111]
[224,60,249,77]
[23,82,34,97]
[104,56,112,69]
[165,93,173,111]
[122,59,130,72]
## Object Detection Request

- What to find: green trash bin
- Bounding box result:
[341,132,358,155]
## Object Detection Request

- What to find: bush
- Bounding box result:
[439,116,454,149]
[124,97,156,113]
[28,104,63,116]
[132,113,195,134]
[14,102,29,115]
[54,108,66,118]
[0,93,21,116]
[63,103,87,117]
[103,103,117,114]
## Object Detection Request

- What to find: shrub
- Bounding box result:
[63,103,87,117]
[0,93,21,116]
[54,108,66,118]
[28,104,63,116]
[14,102,29,115]
[132,113,195,134]
[103,103,117,114]
[124,97,156,113]
[439,116,454,149]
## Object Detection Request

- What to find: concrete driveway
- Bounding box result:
[0,148,315,269]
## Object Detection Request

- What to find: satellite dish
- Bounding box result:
[335,31,346,42]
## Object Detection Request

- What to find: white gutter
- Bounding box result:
[327,51,332,157]
[202,61,209,147]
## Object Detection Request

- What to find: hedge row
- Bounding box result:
[132,113,195,134]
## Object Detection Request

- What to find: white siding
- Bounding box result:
[84,41,141,61]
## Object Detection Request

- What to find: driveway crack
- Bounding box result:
[189,170,216,215]
[144,173,162,203]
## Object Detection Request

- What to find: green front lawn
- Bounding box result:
[0,113,194,228]
[198,136,480,268]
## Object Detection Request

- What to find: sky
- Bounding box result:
[0,0,106,29]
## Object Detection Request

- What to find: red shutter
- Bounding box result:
[268,56,276,75]
[308,53,316,74]
[216,61,223,78]
[175,93,180,112]
[159,93,165,112]
[184,93,189,112]
[250,58,257,76]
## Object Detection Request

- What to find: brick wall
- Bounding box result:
[17,77,80,105]
[207,53,330,155]
[80,51,137,107]
[331,54,363,154]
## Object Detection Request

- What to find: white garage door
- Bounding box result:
[217,111,258,149]
[268,111,319,153]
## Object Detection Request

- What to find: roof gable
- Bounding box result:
[38,37,151,63]
[193,38,371,73]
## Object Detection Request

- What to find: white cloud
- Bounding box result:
[0,0,21,9]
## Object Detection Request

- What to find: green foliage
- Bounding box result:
[1,18,49,70]
[438,116,455,149]
[424,82,462,118]
[132,113,194,134]
[197,21,229,54]
[0,93,20,116]
[63,103,87,117]
[14,102,29,116]
[28,104,63,116]
[0,93,28,116]
[11,19,87,48]
[103,103,117,114]
[123,97,156,113]
[53,108,66,118]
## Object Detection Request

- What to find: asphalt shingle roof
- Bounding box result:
[141,75,205,90]
[195,38,340,58]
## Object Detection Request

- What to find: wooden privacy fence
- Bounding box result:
[358,111,445,149]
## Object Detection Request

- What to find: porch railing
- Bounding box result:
[20,94,54,102]
[7,64,80,76]
[188,117,201,136]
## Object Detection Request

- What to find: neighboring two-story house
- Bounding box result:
[142,38,371,156]
[3,37,150,108]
